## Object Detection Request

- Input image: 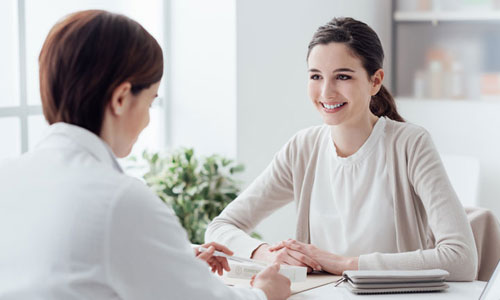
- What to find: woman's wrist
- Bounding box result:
[251,243,270,260]
[344,256,359,271]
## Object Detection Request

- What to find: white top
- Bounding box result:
[310,118,398,256]
[0,123,266,300]
[205,118,477,281]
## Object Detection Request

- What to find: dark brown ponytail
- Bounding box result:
[371,85,404,122]
[307,17,404,122]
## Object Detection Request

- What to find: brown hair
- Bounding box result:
[39,10,164,135]
[307,17,404,122]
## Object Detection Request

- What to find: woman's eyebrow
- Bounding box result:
[308,67,355,73]
[333,68,355,73]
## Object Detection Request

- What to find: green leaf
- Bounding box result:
[135,147,245,244]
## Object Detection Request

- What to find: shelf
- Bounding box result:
[394,10,500,22]
[396,97,500,104]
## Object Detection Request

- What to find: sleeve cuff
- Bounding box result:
[252,287,267,300]
[230,235,267,259]
[358,253,377,270]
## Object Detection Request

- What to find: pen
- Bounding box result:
[198,246,269,266]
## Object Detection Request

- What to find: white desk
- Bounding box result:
[289,281,486,299]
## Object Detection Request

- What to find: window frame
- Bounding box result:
[0,0,43,154]
[0,0,171,157]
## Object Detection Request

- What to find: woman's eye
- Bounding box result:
[310,74,321,80]
[336,74,351,80]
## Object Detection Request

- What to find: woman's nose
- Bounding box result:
[321,80,337,99]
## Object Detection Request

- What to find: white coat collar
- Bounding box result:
[36,122,123,173]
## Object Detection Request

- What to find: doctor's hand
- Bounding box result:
[251,263,291,300]
[251,243,322,273]
[193,242,233,276]
[269,239,359,275]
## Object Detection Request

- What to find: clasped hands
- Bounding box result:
[194,239,358,276]
[252,238,359,275]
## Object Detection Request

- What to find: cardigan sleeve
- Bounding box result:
[359,129,478,281]
[205,139,296,258]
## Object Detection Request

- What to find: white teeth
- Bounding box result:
[323,102,345,109]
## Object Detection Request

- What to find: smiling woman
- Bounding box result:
[307,43,381,129]
[205,17,478,282]
[306,18,403,126]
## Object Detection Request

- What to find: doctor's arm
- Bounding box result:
[105,179,290,300]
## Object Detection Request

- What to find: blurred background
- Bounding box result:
[1,0,499,242]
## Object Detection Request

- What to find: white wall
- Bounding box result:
[398,99,500,218]
[235,0,393,243]
[168,0,237,158]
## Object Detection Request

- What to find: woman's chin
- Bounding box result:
[115,143,134,158]
[322,117,343,126]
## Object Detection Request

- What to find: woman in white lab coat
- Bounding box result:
[0,10,289,300]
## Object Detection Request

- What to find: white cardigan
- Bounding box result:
[205,118,478,281]
[0,123,265,300]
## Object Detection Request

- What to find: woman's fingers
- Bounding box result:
[269,243,286,251]
[250,274,256,286]
[273,247,307,268]
[283,241,322,270]
[206,256,223,275]
[269,240,322,271]
[282,253,308,267]
[287,248,321,271]
[201,241,233,256]
[280,240,309,255]
[269,238,300,252]
[197,245,215,261]
[207,257,216,273]
[196,243,233,275]
[216,256,231,272]
[195,245,232,276]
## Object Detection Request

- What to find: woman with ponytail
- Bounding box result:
[206,17,477,281]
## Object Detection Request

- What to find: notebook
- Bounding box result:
[479,260,500,300]
[336,269,450,294]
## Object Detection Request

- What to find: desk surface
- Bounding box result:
[289,281,486,299]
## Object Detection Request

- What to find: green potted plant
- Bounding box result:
[140,148,250,244]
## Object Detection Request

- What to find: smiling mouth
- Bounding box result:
[321,102,347,110]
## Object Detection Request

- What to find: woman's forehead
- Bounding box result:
[307,43,363,71]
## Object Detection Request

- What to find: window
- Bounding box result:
[0,0,167,161]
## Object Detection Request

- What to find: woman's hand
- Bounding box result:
[193,242,233,276]
[251,243,322,272]
[269,239,359,275]
[251,263,291,300]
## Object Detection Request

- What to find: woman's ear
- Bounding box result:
[109,82,132,116]
[370,69,384,96]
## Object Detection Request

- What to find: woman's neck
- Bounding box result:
[330,114,379,158]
